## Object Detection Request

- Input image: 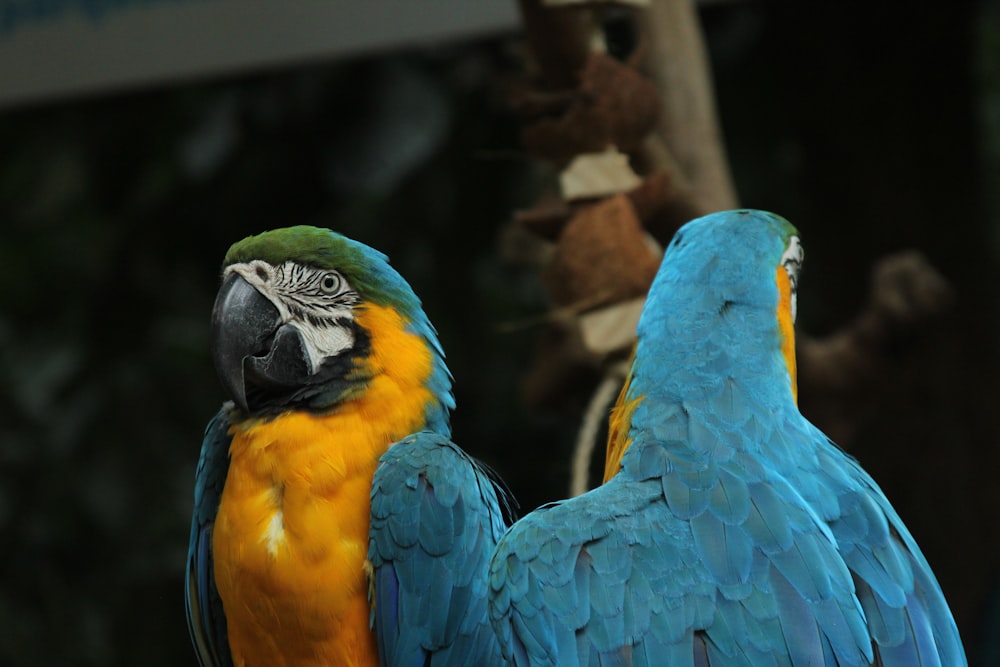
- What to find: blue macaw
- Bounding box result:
[185,226,509,667]
[488,209,966,666]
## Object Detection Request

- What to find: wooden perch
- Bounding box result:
[637,0,738,213]
[542,195,659,308]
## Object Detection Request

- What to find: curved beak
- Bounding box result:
[211,272,314,414]
[210,273,281,413]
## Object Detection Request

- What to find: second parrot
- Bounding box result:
[489,210,966,666]
[185,226,509,667]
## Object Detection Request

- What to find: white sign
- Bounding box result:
[0,0,519,108]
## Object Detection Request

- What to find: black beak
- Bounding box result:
[211,272,312,415]
[211,273,281,414]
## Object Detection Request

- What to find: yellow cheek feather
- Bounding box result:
[776,266,798,404]
[213,303,436,667]
[603,366,643,484]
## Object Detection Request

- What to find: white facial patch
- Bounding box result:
[780,236,803,323]
[297,322,355,374]
[225,260,360,374]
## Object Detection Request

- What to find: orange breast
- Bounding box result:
[213,413,382,667]
[212,303,437,667]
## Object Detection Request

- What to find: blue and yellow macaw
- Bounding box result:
[185,226,509,667]
[488,210,966,666]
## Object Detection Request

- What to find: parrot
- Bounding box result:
[185,226,510,667]
[488,209,967,666]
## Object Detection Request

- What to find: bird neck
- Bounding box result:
[349,302,454,436]
[636,270,795,408]
[604,280,798,479]
[344,304,455,437]
[238,301,453,440]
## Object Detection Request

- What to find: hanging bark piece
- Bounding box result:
[520,52,661,163]
[515,0,592,89]
[516,167,680,243]
[541,194,659,308]
[560,148,643,201]
[578,297,647,356]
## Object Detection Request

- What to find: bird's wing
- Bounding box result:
[368,431,511,667]
[489,450,886,667]
[489,478,718,667]
[816,438,967,666]
[185,408,234,667]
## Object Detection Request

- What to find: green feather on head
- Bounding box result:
[223,225,422,318]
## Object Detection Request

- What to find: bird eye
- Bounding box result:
[319,272,342,295]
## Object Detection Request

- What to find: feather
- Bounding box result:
[417,479,456,556]
[370,432,510,666]
[185,409,234,667]
[661,472,712,519]
[691,511,753,586]
[770,532,840,603]
[743,482,794,554]
[771,567,826,667]
[708,468,751,524]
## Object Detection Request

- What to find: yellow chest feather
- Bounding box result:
[212,304,436,667]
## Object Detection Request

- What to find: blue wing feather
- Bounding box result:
[368,431,509,667]
[826,439,966,666]
[185,408,234,667]
[489,424,965,666]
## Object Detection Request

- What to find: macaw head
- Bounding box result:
[211,226,452,419]
[606,209,803,479]
[641,208,801,400]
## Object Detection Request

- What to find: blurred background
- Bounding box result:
[2,1,999,665]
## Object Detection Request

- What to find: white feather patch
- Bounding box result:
[262,510,286,556]
[780,236,803,323]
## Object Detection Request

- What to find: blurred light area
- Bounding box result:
[0,0,519,108]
